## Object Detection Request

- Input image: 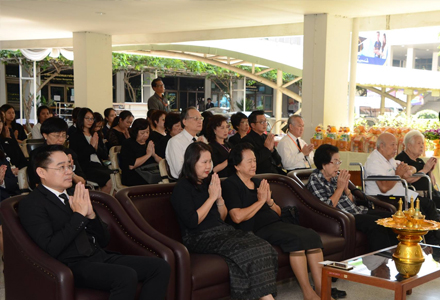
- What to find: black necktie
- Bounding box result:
[59,193,69,206]
[192,137,197,142]
[59,193,94,256]
[296,139,302,151]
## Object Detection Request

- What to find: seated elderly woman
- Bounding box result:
[307,144,397,252]
[223,143,324,300]
[170,142,278,300]
[119,118,162,186]
[395,130,440,207]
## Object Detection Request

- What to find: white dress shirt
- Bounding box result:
[165,129,207,179]
[277,132,314,170]
[364,149,418,200]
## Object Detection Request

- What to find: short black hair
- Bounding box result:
[207,98,212,101]
[0,104,17,125]
[103,108,115,126]
[150,110,167,129]
[130,118,150,140]
[248,110,264,125]
[180,106,198,129]
[164,112,181,134]
[151,78,163,88]
[313,144,339,170]
[37,105,50,123]
[228,142,254,168]
[205,115,228,143]
[180,142,212,186]
[31,145,66,183]
[231,112,248,131]
[41,117,68,135]
[93,112,104,124]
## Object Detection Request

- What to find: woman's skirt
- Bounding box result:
[255,221,323,253]
[183,224,278,300]
[83,161,112,187]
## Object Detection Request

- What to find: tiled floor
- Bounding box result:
[1,257,439,300]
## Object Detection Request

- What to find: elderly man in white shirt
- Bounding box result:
[365,132,440,243]
[165,107,206,179]
[277,115,314,171]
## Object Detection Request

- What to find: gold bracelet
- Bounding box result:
[268,200,275,208]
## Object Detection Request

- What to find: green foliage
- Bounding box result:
[236,99,254,111]
[415,109,438,120]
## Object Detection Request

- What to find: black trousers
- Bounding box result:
[68,251,170,300]
[354,210,398,252]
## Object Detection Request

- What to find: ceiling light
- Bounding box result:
[95,12,105,15]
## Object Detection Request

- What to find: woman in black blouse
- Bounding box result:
[69,108,113,194]
[206,115,232,178]
[0,110,27,172]
[107,110,133,148]
[155,113,182,159]
[223,143,324,300]
[170,142,278,300]
[149,110,167,145]
[102,107,116,139]
[228,112,249,147]
[120,118,161,186]
[0,104,27,142]
[396,130,440,207]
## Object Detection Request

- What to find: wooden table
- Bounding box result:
[321,245,440,300]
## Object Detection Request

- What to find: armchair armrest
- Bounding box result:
[365,175,410,210]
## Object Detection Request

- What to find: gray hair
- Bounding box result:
[288,115,302,126]
[403,130,424,146]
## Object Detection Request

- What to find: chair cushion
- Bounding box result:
[190,253,229,290]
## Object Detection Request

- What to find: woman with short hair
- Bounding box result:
[149,110,167,145]
[206,115,232,178]
[107,110,134,148]
[228,112,249,146]
[171,142,278,300]
[155,112,182,159]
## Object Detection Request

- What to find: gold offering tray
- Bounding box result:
[377,217,440,231]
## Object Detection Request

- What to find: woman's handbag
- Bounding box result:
[134,163,161,184]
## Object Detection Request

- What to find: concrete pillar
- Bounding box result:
[406,47,415,69]
[204,78,212,101]
[380,88,386,115]
[142,72,154,104]
[274,69,283,134]
[232,78,245,112]
[73,32,112,113]
[116,71,125,103]
[0,63,6,105]
[432,52,439,72]
[348,18,359,130]
[302,14,351,139]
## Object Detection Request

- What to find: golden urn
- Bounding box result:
[377,198,440,278]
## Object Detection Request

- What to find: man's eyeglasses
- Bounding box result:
[84,117,95,122]
[43,165,76,173]
[49,133,67,140]
[254,120,267,125]
[187,116,204,122]
[330,160,342,165]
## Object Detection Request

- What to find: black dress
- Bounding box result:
[149,130,166,146]
[107,128,128,149]
[9,122,27,141]
[209,140,233,178]
[119,138,156,186]
[0,137,27,169]
[223,173,323,253]
[155,135,171,159]
[228,133,243,147]
[69,132,112,187]
[171,178,278,300]
[0,156,19,202]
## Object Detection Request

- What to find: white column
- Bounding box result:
[274,69,283,134]
[302,14,352,139]
[116,71,125,103]
[380,88,386,115]
[432,52,439,72]
[0,63,6,105]
[204,77,212,101]
[73,32,112,113]
[406,47,415,69]
[348,18,359,130]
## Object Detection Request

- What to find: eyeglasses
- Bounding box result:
[187,116,204,122]
[49,133,67,140]
[43,165,76,173]
[330,160,342,165]
[254,120,267,125]
[84,117,95,122]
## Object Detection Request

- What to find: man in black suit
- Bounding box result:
[19,145,170,300]
[242,110,285,174]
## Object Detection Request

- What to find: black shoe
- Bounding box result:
[331,288,347,299]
